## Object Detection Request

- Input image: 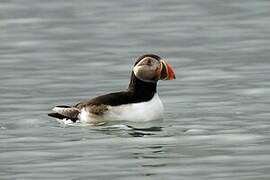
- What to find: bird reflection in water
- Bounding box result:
[127,126,163,137]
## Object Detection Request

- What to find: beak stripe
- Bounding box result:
[160,60,176,80]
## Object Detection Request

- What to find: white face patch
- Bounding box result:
[133,65,140,77]
[133,57,161,82]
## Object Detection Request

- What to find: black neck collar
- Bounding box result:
[127,72,157,102]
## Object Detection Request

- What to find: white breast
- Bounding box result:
[79,93,164,123]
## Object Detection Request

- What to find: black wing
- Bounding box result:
[75,91,135,108]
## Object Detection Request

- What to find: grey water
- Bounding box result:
[1,0,270,179]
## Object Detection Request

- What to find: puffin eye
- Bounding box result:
[146,59,152,65]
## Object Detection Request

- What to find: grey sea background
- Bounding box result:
[1,0,270,179]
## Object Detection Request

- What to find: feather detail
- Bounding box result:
[52,106,80,119]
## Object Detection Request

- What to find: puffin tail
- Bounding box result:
[48,105,80,122]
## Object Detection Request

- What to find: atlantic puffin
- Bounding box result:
[48,54,175,123]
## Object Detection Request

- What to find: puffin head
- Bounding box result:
[133,54,176,83]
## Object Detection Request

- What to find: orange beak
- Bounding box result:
[160,60,176,80]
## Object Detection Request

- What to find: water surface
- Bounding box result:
[1,0,270,179]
